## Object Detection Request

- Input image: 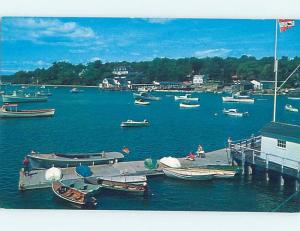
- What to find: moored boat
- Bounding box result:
[27,151,124,169]
[70,88,84,93]
[0,104,55,118]
[222,93,254,103]
[133,92,161,101]
[174,94,198,101]
[179,102,200,108]
[162,167,215,181]
[2,91,48,103]
[85,177,147,196]
[52,180,98,208]
[121,119,149,127]
[284,104,298,112]
[134,99,150,105]
[223,108,248,117]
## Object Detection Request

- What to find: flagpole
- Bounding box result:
[273,19,279,122]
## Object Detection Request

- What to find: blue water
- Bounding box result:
[0,87,299,211]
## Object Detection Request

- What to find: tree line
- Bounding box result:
[2,55,300,87]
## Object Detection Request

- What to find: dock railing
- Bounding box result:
[229,136,300,173]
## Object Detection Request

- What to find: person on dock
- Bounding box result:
[197,145,205,158]
[22,157,30,176]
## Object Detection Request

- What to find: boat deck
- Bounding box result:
[19,148,230,191]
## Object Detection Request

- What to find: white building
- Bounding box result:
[193,75,206,85]
[250,80,262,90]
[260,122,300,170]
[112,67,128,76]
[102,78,115,88]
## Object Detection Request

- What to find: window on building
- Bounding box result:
[277,140,286,149]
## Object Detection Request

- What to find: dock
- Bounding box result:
[19,148,230,191]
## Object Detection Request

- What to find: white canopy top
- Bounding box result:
[45,167,62,181]
[159,156,181,168]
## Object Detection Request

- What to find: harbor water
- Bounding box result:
[0,87,299,211]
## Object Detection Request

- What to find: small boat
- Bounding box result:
[70,88,84,93]
[85,177,147,196]
[97,175,147,185]
[174,94,198,101]
[285,104,298,112]
[222,93,254,103]
[134,99,150,105]
[179,102,200,108]
[36,90,52,96]
[288,97,300,100]
[27,151,124,169]
[223,108,248,117]
[121,119,149,127]
[133,92,161,101]
[2,91,48,103]
[162,168,215,181]
[0,104,55,118]
[52,180,98,208]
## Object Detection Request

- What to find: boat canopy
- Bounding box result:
[76,165,93,177]
[159,157,181,168]
[45,167,62,181]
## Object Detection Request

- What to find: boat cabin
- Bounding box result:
[260,122,300,170]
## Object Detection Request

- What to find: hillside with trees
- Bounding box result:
[2,55,300,87]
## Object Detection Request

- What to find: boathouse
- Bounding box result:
[260,122,300,170]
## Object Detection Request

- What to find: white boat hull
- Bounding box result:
[179,103,200,108]
[163,168,214,181]
[0,109,55,118]
[222,96,254,103]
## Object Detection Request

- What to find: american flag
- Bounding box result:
[279,19,295,32]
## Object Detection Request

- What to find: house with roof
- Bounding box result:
[101,78,116,88]
[250,80,263,90]
[260,122,300,170]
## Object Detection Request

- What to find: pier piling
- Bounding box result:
[280,175,285,186]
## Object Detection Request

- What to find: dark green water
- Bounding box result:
[0,87,299,211]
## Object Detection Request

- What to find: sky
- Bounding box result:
[1,17,299,75]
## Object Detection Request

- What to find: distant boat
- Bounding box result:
[27,151,124,169]
[85,177,148,196]
[2,91,48,103]
[163,168,215,181]
[134,99,150,105]
[133,92,161,101]
[288,97,300,100]
[52,180,99,208]
[121,119,149,127]
[70,88,84,93]
[0,104,55,118]
[179,102,200,108]
[36,90,52,96]
[223,108,248,117]
[285,104,298,112]
[222,93,254,103]
[174,94,198,101]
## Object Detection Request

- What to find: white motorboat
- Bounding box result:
[179,102,200,108]
[134,99,150,105]
[285,104,298,112]
[222,93,254,103]
[121,119,149,127]
[223,108,248,117]
[174,94,198,101]
[0,104,55,118]
[70,88,84,93]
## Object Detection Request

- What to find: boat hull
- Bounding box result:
[222,97,254,103]
[163,168,214,181]
[0,109,55,118]
[27,152,124,169]
[2,95,48,103]
[179,103,200,108]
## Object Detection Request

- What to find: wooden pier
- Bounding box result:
[19,148,230,191]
